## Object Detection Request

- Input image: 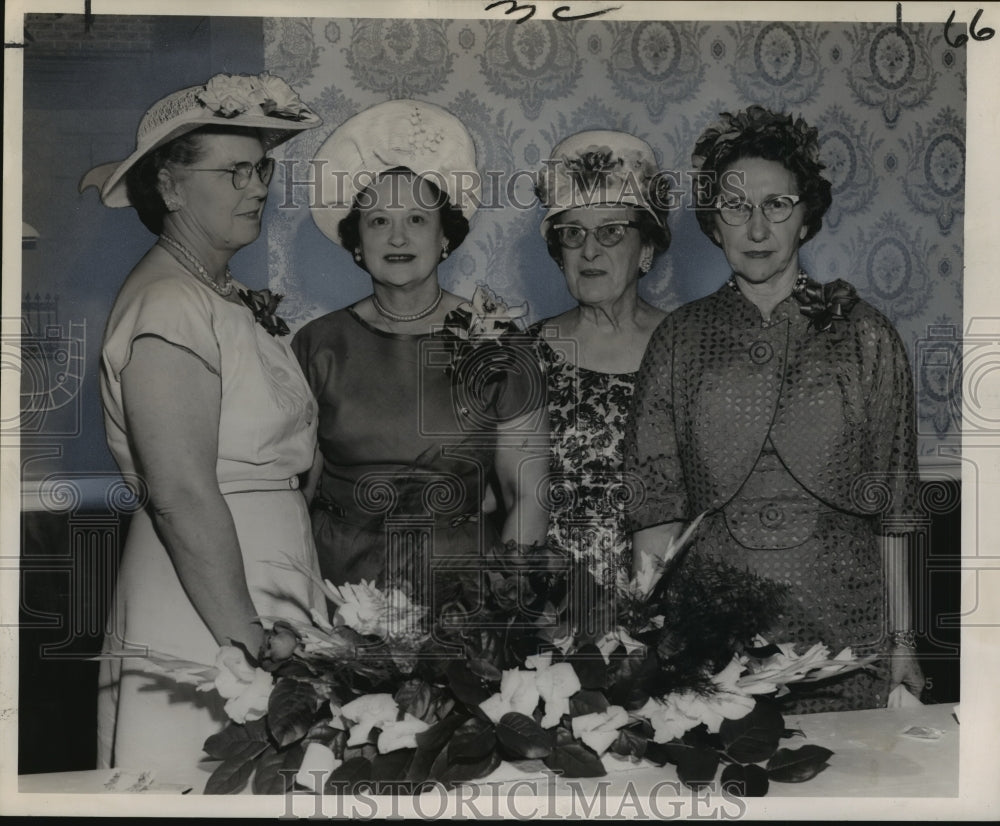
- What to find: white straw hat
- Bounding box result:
[79,72,321,208]
[310,99,480,246]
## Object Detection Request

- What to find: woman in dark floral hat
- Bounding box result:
[625,105,924,712]
[82,72,324,775]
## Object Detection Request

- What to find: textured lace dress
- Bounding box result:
[626,280,919,712]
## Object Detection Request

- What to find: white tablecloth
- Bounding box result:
[18,703,959,799]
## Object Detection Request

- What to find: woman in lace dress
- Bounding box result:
[529,131,670,591]
[625,106,924,712]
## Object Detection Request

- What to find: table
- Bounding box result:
[17,703,959,799]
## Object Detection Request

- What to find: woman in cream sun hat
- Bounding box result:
[293,99,549,607]
[81,72,323,779]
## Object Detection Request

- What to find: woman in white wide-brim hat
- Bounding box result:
[293,99,549,606]
[81,72,323,778]
[527,130,671,594]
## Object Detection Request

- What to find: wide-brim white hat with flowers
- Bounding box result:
[310,99,480,247]
[79,72,321,208]
[536,130,664,238]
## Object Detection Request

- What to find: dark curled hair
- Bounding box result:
[337,167,470,265]
[543,208,671,276]
[691,105,832,247]
[124,125,262,236]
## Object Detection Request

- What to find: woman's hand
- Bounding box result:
[889,646,925,702]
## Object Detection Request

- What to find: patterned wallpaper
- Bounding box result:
[260,17,965,472]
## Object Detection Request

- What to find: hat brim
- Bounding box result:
[80,110,321,208]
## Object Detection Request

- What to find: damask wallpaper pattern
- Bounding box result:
[261,17,965,470]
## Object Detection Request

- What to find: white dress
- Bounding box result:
[96,247,323,778]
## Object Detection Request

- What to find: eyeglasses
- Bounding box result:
[715,194,801,226]
[551,221,641,249]
[187,157,276,190]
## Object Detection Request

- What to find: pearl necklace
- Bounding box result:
[159,233,234,297]
[371,286,443,322]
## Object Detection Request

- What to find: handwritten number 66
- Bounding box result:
[944,8,995,47]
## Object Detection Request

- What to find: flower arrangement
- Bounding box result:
[238,288,290,337]
[140,523,877,797]
[197,72,312,121]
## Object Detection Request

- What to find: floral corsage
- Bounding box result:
[793,277,859,332]
[441,282,528,379]
[239,287,290,337]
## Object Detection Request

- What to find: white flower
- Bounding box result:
[637,696,701,743]
[524,651,553,672]
[197,73,256,117]
[329,581,385,636]
[672,687,754,734]
[295,742,341,793]
[479,669,540,724]
[251,72,307,117]
[204,645,273,724]
[341,694,399,746]
[377,713,431,753]
[595,626,646,664]
[467,283,528,340]
[735,640,871,693]
[535,663,581,728]
[571,706,629,755]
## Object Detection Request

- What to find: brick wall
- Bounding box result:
[24,13,156,53]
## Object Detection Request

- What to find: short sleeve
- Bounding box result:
[103,275,221,381]
[623,316,689,531]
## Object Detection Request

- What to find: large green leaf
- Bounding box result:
[203,740,269,794]
[674,746,720,790]
[326,756,373,794]
[445,660,493,707]
[268,678,324,749]
[495,712,554,759]
[610,723,650,761]
[394,679,435,721]
[718,701,783,764]
[447,717,497,762]
[568,689,610,717]
[252,742,304,795]
[203,718,269,760]
[542,728,606,778]
[720,762,769,797]
[371,748,416,782]
[566,645,608,690]
[767,745,834,783]
[429,742,502,787]
[415,712,468,752]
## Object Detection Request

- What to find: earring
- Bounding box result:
[353,248,363,264]
[639,249,653,274]
[440,244,449,261]
[163,195,182,212]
